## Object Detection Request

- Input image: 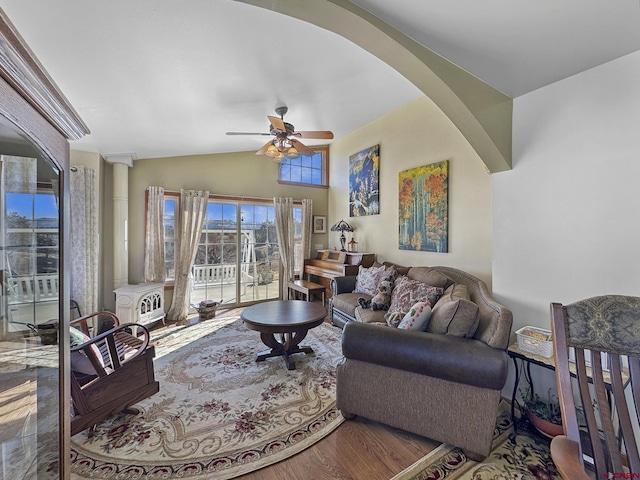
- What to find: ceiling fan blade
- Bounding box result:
[226,132,271,136]
[292,130,334,140]
[267,115,286,132]
[256,140,273,155]
[290,139,315,156]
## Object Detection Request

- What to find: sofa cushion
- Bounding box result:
[354,306,387,324]
[354,264,385,296]
[333,292,370,317]
[382,262,410,277]
[386,275,444,317]
[397,302,432,330]
[428,284,480,337]
[407,267,453,290]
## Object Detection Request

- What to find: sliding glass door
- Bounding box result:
[188,200,281,307]
[163,195,302,309]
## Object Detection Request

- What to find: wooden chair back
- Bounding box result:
[550,296,640,479]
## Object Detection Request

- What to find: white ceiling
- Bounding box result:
[2,0,640,160]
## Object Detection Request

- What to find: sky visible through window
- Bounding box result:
[280,152,324,185]
[163,200,301,229]
[6,192,58,219]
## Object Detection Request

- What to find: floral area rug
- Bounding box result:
[391,402,560,480]
[70,315,344,479]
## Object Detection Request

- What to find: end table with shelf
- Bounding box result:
[508,342,630,437]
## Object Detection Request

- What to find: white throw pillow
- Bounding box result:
[397,301,432,331]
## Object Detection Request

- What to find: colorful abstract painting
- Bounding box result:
[349,144,379,216]
[398,160,448,252]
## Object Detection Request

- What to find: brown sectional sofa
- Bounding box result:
[332,264,513,460]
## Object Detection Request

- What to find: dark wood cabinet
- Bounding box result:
[0,8,89,479]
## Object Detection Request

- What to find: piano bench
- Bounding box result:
[287,280,326,306]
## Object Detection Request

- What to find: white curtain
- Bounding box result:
[70,166,98,315]
[167,189,208,322]
[274,197,294,299]
[301,198,313,261]
[2,156,36,193]
[144,186,165,283]
[0,156,37,287]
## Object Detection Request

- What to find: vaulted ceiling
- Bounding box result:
[2,0,640,161]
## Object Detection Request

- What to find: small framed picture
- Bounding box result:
[313,215,326,233]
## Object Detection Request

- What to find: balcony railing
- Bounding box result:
[192,264,243,286]
[5,274,59,304]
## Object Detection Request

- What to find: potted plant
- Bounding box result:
[521,387,564,437]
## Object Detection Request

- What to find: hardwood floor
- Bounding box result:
[234,416,439,480]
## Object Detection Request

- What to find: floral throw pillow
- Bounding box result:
[386,275,444,317]
[353,264,385,296]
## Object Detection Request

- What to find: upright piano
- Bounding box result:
[303,250,375,297]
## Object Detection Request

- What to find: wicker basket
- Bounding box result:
[193,300,219,321]
[516,326,553,358]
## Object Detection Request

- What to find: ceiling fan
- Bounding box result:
[226,106,334,162]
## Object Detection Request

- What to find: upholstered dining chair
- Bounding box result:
[550,296,640,480]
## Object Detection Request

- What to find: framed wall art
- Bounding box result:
[313,215,327,233]
[349,144,380,217]
[398,160,449,252]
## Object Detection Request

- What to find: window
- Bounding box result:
[292,207,303,274]
[5,186,59,277]
[163,196,177,281]
[278,146,328,187]
[157,193,303,307]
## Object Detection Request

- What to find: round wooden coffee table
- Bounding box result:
[241,300,327,370]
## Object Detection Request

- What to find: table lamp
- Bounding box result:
[330,219,354,252]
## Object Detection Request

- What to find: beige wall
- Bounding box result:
[329,96,493,286]
[127,150,330,285]
[84,95,489,307]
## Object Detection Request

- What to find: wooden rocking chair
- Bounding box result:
[70,311,159,436]
[550,296,640,479]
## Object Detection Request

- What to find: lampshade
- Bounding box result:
[286,146,299,159]
[272,151,285,162]
[331,219,354,252]
[265,144,279,157]
[330,219,354,233]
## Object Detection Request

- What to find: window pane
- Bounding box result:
[311,153,322,169]
[301,167,313,184]
[164,199,176,280]
[311,168,322,185]
[278,149,327,186]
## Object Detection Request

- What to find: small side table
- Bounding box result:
[508,342,630,436]
[287,279,326,306]
[508,343,556,434]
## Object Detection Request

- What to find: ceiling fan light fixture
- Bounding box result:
[265,144,279,157]
[286,147,299,159]
[226,106,334,161]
